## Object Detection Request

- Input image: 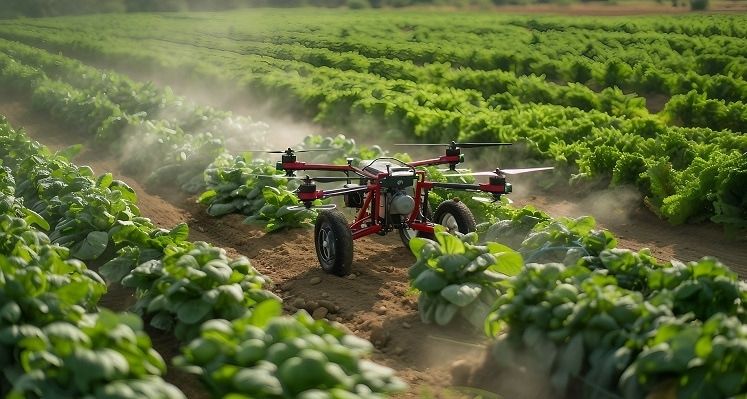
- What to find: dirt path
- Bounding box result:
[3,98,746,399]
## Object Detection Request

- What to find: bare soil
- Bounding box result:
[2,98,745,399]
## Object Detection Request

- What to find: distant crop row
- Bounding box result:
[1,13,745,231]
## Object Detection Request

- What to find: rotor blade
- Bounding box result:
[394,142,512,148]
[471,196,495,204]
[456,142,513,148]
[286,204,337,211]
[438,171,495,177]
[240,148,331,153]
[393,143,451,146]
[436,168,471,173]
[440,166,555,177]
[501,167,555,175]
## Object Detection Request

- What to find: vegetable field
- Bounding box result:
[0,7,746,399]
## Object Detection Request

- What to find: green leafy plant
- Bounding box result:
[408,227,523,328]
[122,242,279,341]
[8,311,184,399]
[175,300,407,398]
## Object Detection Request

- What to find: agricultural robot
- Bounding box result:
[259,142,552,276]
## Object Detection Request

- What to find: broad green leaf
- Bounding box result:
[110,180,138,203]
[207,203,236,217]
[435,233,465,254]
[197,189,217,204]
[485,242,514,254]
[72,231,109,260]
[249,299,282,327]
[408,237,429,259]
[567,216,596,235]
[433,301,459,326]
[169,223,189,242]
[55,281,92,306]
[177,299,212,324]
[23,209,49,231]
[464,253,497,273]
[150,312,174,331]
[489,252,523,276]
[97,173,114,189]
[441,283,482,307]
[0,302,21,323]
[412,269,448,292]
[436,254,471,276]
[99,257,135,283]
[55,144,83,160]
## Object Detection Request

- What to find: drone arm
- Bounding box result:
[280,161,376,178]
[318,185,369,199]
[423,181,510,195]
[408,154,462,168]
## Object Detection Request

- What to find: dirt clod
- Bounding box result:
[312,307,329,320]
[310,276,322,285]
[291,297,306,309]
[370,325,390,347]
[318,300,338,313]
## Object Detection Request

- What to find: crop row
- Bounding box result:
[407,206,747,398]
[3,18,747,123]
[0,118,406,398]
[0,121,185,398]
[3,13,746,98]
[0,41,326,231]
[2,31,746,231]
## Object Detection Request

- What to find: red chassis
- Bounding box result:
[275,145,512,276]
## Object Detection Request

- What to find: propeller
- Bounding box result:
[249,174,355,183]
[286,204,337,211]
[471,195,496,204]
[241,147,331,154]
[395,141,512,149]
[471,195,514,204]
[445,167,554,177]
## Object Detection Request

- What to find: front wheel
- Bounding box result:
[433,199,476,235]
[314,210,353,276]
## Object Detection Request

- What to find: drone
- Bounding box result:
[257,141,553,276]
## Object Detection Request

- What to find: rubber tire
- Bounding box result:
[314,210,354,276]
[398,221,436,248]
[433,199,477,235]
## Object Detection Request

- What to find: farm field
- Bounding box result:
[1,8,746,399]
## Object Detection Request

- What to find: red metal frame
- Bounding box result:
[280,151,508,241]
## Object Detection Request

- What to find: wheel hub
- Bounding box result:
[319,226,334,262]
[441,213,459,232]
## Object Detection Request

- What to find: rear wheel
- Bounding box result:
[314,210,353,276]
[433,199,476,235]
[398,201,435,248]
[398,223,436,248]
